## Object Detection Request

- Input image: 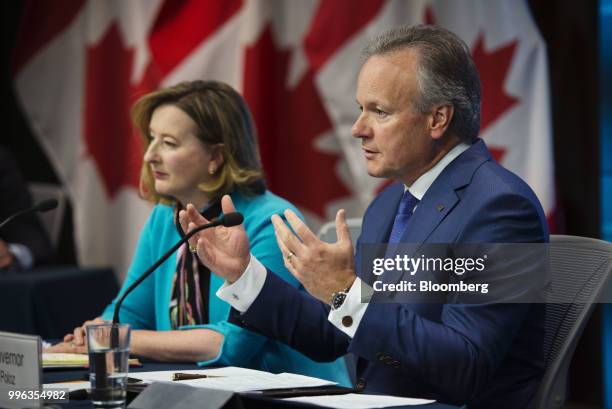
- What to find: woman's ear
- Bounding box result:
[208,143,225,175]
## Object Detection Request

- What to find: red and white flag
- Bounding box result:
[14,0,554,279]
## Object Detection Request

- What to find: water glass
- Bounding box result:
[86,323,131,409]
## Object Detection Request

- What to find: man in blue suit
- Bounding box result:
[181,25,549,408]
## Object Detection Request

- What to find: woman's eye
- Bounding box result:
[163,140,177,147]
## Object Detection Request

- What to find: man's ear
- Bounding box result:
[429,104,454,140]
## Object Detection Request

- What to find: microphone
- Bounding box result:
[112,211,244,324]
[0,199,59,230]
[32,199,59,212]
[220,212,244,228]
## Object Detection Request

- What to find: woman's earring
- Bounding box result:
[209,166,216,175]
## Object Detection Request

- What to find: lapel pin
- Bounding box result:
[436,204,445,212]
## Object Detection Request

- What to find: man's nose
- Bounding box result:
[352,113,371,139]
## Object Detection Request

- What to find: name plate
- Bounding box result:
[0,331,42,408]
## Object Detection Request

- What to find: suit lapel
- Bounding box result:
[358,140,492,272]
[356,184,402,283]
[402,139,492,244]
[403,176,459,243]
[364,184,404,245]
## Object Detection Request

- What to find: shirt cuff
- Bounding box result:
[216,255,267,312]
[8,243,33,270]
[327,277,369,338]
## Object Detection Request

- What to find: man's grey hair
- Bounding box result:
[363,25,481,143]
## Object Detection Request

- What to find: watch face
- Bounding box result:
[332,292,347,310]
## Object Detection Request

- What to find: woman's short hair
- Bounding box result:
[132,80,266,204]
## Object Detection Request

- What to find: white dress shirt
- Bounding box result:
[218,142,471,337]
[8,243,34,270]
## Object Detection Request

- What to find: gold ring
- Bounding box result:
[189,245,197,254]
[287,251,295,262]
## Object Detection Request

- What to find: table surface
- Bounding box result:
[43,361,461,409]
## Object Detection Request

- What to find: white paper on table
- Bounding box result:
[134,367,335,393]
[134,366,268,382]
[43,381,91,392]
[181,371,335,392]
[284,393,435,408]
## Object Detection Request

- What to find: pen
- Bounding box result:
[172,373,224,381]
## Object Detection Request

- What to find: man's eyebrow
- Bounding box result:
[363,100,388,109]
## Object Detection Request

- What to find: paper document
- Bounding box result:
[134,367,335,392]
[42,353,88,366]
[135,367,267,382]
[181,371,335,392]
[42,353,141,368]
[284,393,435,408]
[43,381,91,392]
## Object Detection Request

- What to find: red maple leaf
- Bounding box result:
[470,34,519,163]
[423,5,436,25]
[303,0,385,71]
[242,26,350,217]
[84,23,143,198]
[148,0,243,77]
[488,147,507,163]
[471,34,519,134]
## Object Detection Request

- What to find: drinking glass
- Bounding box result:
[86,323,131,409]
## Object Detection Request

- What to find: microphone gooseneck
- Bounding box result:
[112,212,244,324]
[0,199,59,230]
[33,198,59,212]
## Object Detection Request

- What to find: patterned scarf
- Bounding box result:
[169,201,221,329]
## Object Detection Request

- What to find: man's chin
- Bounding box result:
[366,167,391,179]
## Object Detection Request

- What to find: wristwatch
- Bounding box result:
[331,286,352,311]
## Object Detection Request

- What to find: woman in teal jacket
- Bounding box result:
[51,80,348,385]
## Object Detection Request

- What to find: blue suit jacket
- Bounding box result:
[230,140,549,408]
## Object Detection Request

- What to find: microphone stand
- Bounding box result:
[112,216,226,324]
[0,199,59,230]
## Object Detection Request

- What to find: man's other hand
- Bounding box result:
[271,209,356,304]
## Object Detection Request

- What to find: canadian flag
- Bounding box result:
[13,0,554,280]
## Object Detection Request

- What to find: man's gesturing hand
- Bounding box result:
[271,208,356,304]
[179,195,251,283]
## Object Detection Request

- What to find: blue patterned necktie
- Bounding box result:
[388,190,419,244]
